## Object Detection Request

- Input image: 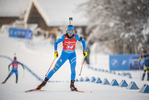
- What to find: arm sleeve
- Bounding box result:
[18,61,24,68]
[138,55,143,63]
[8,62,13,69]
[75,35,86,50]
[54,35,65,51]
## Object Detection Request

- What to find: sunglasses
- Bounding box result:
[68,30,74,34]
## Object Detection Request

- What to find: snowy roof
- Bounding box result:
[25,0,88,26]
[0,0,30,17]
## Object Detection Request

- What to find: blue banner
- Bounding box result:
[109,54,144,70]
[9,28,32,39]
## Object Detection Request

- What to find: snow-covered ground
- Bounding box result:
[0,33,149,100]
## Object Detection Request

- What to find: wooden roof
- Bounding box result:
[25,0,88,26]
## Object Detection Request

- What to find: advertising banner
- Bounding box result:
[109,54,144,70]
[9,28,32,40]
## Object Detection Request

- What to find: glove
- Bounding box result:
[54,51,58,58]
[8,69,10,71]
[83,50,87,57]
[23,67,25,70]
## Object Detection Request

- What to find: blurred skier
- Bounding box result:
[36,25,87,91]
[85,45,90,64]
[138,49,149,81]
[2,57,25,84]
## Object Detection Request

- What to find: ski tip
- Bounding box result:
[24,89,45,93]
[24,91,29,93]
[40,89,45,91]
[77,90,92,93]
[77,90,86,93]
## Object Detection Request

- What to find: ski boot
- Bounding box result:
[70,80,78,91]
[142,77,144,81]
[36,78,48,90]
[16,76,18,83]
[142,74,145,81]
[1,75,10,84]
[1,81,6,84]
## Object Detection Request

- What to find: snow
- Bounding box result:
[0,0,30,17]
[25,0,88,26]
[0,33,149,100]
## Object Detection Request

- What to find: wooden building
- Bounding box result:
[0,17,18,27]
[0,0,30,27]
[24,0,88,38]
[0,0,88,39]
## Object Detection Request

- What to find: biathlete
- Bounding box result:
[138,49,149,81]
[2,57,25,84]
[36,25,87,91]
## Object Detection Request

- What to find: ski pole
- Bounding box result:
[79,57,85,76]
[45,58,56,76]
[23,69,25,79]
[138,65,142,80]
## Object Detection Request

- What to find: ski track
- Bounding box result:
[0,34,149,100]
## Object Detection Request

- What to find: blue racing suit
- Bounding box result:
[3,61,24,83]
[138,53,149,80]
[46,34,86,81]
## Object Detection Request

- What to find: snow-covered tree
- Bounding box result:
[79,0,149,54]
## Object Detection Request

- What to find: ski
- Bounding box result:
[24,89,91,93]
[24,89,45,93]
[74,90,92,93]
[76,90,86,93]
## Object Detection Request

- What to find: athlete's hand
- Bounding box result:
[23,67,25,70]
[8,69,10,71]
[83,50,87,57]
[54,51,58,58]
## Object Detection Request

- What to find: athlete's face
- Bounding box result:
[68,30,74,37]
